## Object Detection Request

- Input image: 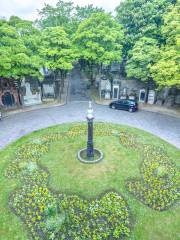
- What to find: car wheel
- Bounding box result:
[111,104,116,109]
[129,108,133,112]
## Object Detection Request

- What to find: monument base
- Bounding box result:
[77,148,103,164]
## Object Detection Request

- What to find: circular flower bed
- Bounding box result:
[5,125,131,240]
[4,123,179,239]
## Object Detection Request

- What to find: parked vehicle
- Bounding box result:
[109,99,138,112]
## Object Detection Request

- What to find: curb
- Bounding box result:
[5,102,66,117]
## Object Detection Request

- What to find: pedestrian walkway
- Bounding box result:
[68,67,90,102]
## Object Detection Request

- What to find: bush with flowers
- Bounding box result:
[120,134,180,211]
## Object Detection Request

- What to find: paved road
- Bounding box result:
[0,68,180,149]
[0,102,180,149]
[68,67,89,102]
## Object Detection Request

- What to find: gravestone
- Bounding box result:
[139,89,146,103]
[43,83,55,98]
[148,90,156,104]
[112,85,119,99]
[22,82,42,106]
[104,81,111,99]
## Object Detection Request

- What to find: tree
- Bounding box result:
[40,26,76,100]
[150,47,180,88]
[150,3,180,88]
[75,4,104,23]
[0,19,42,81]
[37,1,105,35]
[126,37,160,82]
[9,16,43,80]
[161,2,180,46]
[74,12,124,82]
[116,0,176,52]
[37,0,74,34]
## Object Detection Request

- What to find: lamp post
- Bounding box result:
[87,101,94,158]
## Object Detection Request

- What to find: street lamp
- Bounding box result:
[86,101,94,158]
[77,101,103,164]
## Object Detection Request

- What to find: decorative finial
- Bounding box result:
[89,101,92,109]
[87,101,94,119]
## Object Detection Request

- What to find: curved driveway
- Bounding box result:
[0,101,180,149]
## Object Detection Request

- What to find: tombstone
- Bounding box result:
[139,89,146,103]
[43,83,55,98]
[112,84,119,100]
[156,99,163,105]
[129,95,135,100]
[22,81,42,106]
[99,78,111,100]
[123,87,127,96]
[119,87,127,99]
[104,80,111,99]
[163,87,170,99]
[164,96,175,107]
[175,95,180,105]
[148,90,156,104]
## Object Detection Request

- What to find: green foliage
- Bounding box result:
[126,37,159,81]
[150,46,180,88]
[75,4,104,23]
[0,17,42,80]
[40,26,76,76]
[56,192,130,239]
[162,2,180,46]
[116,0,176,50]
[37,0,74,33]
[120,134,180,211]
[74,12,124,66]
[116,0,179,88]
[37,1,104,35]
[149,3,180,88]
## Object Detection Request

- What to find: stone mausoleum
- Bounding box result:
[0,69,57,109]
[0,78,20,108]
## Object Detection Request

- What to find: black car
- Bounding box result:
[109,99,138,112]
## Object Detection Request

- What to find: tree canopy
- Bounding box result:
[74,12,124,66]
[0,18,42,80]
[37,0,74,33]
[116,0,176,50]
[40,26,76,75]
[150,3,180,88]
[116,0,179,88]
[75,4,104,23]
[0,0,179,90]
[126,37,159,82]
[37,1,104,35]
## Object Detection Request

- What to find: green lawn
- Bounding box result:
[0,123,179,240]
